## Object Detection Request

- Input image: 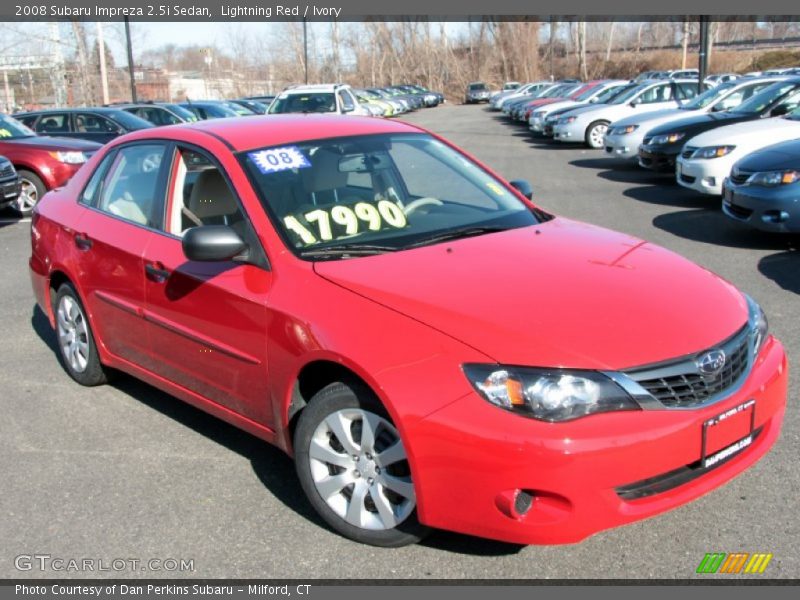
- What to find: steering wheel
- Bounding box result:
[403,197,444,216]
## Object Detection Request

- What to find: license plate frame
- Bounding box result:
[701,399,756,469]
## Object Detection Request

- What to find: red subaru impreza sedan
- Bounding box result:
[29,115,787,547]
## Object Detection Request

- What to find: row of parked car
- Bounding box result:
[0,83,443,217]
[489,74,800,234]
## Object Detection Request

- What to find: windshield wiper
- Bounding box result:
[299,243,398,258]
[402,226,510,250]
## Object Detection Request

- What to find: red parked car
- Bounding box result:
[0,114,100,215]
[29,115,787,547]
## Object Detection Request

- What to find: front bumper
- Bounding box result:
[604,132,643,160]
[638,144,680,172]
[408,337,787,545]
[722,179,800,233]
[553,122,584,143]
[0,175,21,209]
[676,156,731,196]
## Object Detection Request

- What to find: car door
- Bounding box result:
[141,144,273,426]
[73,112,121,144]
[71,142,170,368]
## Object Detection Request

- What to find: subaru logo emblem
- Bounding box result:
[697,349,726,377]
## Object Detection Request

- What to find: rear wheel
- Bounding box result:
[14,170,46,216]
[293,381,429,547]
[585,120,610,149]
[54,283,109,386]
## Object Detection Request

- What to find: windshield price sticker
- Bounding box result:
[284,200,408,246]
[249,147,311,174]
[0,128,12,138]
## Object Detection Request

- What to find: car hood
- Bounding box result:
[735,138,800,171]
[688,116,800,148]
[0,135,102,151]
[313,218,747,370]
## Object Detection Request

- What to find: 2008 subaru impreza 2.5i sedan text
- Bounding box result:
[29,115,787,547]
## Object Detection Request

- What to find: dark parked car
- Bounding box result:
[155,103,200,122]
[111,103,194,126]
[638,78,800,171]
[465,82,490,104]
[0,155,20,212]
[723,138,800,233]
[13,107,153,145]
[231,99,269,114]
[0,113,100,215]
[179,101,253,120]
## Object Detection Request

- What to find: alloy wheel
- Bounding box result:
[56,295,90,373]
[308,408,415,531]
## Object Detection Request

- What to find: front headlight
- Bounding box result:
[560,116,577,124]
[692,145,735,159]
[745,295,769,357]
[463,364,640,422]
[48,151,88,164]
[611,124,639,135]
[650,132,685,145]
[746,170,800,187]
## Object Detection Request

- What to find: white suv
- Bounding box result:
[267,84,369,116]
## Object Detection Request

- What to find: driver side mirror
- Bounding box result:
[509,179,533,200]
[182,225,248,262]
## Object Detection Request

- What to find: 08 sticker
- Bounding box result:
[284,200,408,245]
[249,146,311,174]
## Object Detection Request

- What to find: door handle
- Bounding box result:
[74,233,93,251]
[145,262,170,283]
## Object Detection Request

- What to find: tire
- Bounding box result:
[585,120,610,149]
[294,381,429,547]
[14,169,46,217]
[53,283,109,386]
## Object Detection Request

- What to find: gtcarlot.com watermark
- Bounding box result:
[14,554,195,573]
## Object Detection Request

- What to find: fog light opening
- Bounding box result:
[703,176,717,187]
[762,210,789,224]
[514,490,534,516]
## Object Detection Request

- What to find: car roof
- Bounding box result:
[283,84,347,93]
[121,114,425,153]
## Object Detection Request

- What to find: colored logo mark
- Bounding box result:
[696,552,773,574]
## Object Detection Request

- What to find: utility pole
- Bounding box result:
[303,19,309,84]
[124,16,137,102]
[49,23,67,107]
[96,22,109,104]
[698,16,709,94]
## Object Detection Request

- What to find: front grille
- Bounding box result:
[0,163,15,178]
[729,170,751,186]
[626,325,750,408]
[682,146,697,159]
[680,173,696,184]
[724,201,753,220]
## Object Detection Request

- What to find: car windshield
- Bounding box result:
[609,84,652,105]
[592,84,631,103]
[0,114,36,138]
[469,83,487,91]
[730,82,799,115]
[269,92,337,114]
[223,101,255,116]
[161,104,198,122]
[680,81,736,109]
[106,110,154,130]
[573,85,603,101]
[241,133,539,259]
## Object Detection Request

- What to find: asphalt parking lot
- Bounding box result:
[1,104,798,580]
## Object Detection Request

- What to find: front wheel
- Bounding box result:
[14,170,46,216]
[585,121,609,149]
[293,381,429,547]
